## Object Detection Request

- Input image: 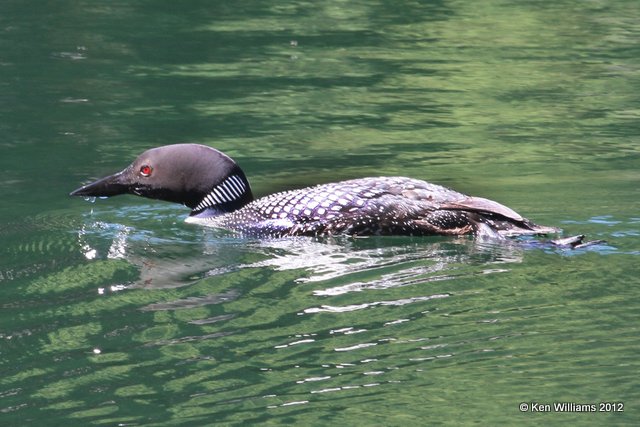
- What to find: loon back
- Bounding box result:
[70,143,559,238]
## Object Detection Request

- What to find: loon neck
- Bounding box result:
[190,171,254,217]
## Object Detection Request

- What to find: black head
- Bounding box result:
[70,144,253,214]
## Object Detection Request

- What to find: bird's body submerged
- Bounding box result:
[71,143,563,240]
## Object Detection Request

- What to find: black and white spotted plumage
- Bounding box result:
[187,176,557,238]
[71,144,559,239]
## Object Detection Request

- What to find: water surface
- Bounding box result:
[1,1,638,425]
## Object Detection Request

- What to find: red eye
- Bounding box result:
[139,165,153,177]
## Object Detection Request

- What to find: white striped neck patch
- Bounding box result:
[194,175,248,213]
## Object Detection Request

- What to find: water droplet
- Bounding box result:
[83,197,96,203]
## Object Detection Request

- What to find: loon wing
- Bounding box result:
[440,196,560,235]
[440,196,523,222]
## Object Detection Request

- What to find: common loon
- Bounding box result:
[71,143,566,240]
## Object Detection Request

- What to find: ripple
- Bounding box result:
[140,289,241,311]
[303,294,450,314]
[274,338,316,349]
[335,342,377,352]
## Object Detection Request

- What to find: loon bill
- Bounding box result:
[70,143,580,242]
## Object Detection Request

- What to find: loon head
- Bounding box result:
[70,144,254,215]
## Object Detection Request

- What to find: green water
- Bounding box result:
[1,1,639,425]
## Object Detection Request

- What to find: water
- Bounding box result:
[1,0,639,425]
